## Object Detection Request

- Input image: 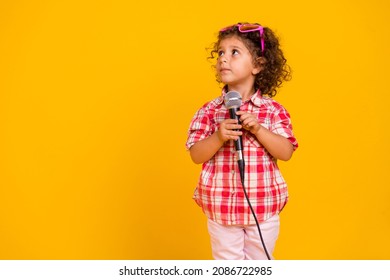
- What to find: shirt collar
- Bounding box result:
[219,87,263,107]
[249,90,263,107]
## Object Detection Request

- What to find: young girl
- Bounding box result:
[186,22,298,260]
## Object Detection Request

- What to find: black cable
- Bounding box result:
[238,161,271,260]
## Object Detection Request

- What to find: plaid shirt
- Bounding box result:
[186,89,298,225]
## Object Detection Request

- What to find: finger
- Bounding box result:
[228,134,239,140]
[229,124,242,130]
[242,124,250,131]
[231,130,242,136]
[242,120,251,127]
[240,118,250,127]
[225,119,239,124]
[220,120,237,129]
[238,115,249,124]
[226,130,242,137]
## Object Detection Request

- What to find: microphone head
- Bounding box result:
[224,91,242,109]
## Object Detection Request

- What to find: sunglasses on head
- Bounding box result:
[220,24,265,55]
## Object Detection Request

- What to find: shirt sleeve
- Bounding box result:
[185,107,212,151]
[271,105,298,150]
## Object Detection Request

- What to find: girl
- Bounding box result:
[186,22,298,260]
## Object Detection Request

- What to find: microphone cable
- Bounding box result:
[238,168,271,260]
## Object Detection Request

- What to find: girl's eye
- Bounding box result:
[232,49,239,55]
[218,50,224,57]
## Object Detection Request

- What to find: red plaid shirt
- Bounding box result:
[186,89,298,225]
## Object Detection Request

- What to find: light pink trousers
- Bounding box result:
[207,214,280,260]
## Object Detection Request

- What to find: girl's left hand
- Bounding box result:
[236,111,262,135]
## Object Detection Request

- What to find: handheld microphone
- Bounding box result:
[224,91,271,260]
[224,91,245,184]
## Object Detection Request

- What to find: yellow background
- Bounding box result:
[0,0,389,259]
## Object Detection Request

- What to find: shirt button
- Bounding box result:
[231,170,235,174]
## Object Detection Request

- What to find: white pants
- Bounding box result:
[207,214,280,260]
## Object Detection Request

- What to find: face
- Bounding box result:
[216,35,260,90]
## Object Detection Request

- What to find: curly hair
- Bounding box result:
[209,23,291,97]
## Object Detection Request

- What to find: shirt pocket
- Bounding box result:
[259,116,271,130]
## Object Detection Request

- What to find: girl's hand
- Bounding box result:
[236,110,294,161]
[217,119,242,142]
[236,111,261,135]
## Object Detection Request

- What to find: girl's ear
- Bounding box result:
[252,57,266,75]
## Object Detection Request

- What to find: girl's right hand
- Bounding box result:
[216,119,242,142]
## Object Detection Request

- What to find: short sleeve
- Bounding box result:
[185,107,212,150]
[271,106,298,150]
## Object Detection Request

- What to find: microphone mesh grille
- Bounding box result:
[224,91,242,108]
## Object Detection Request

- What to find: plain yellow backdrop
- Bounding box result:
[1,0,389,259]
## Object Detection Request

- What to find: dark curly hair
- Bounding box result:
[209,23,291,97]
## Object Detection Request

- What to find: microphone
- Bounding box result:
[224,91,245,184]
